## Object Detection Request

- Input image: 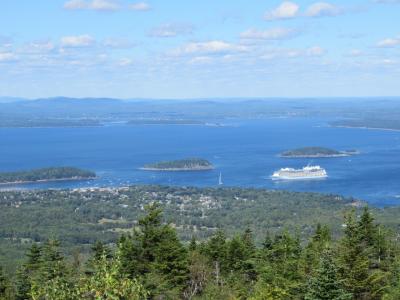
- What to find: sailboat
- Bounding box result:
[218,172,223,185]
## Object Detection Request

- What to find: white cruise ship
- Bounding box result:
[272,165,328,180]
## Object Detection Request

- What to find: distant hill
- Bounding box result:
[0,97,28,103]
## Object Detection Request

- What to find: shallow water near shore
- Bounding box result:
[1,117,399,207]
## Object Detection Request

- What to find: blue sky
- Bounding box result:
[0,0,399,98]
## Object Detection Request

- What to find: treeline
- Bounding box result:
[0,118,101,128]
[0,167,95,184]
[1,204,400,299]
[143,159,213,170]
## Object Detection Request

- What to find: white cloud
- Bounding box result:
[64,0,87,10]
[0,52,16,62]
[305,2,341,17]
[264,2,299,21]
[118,58,134,66]
[175,40,248,55]
[103,38,135,48]
[130,2,151,11]
[307,46,325,56]
[377,36,400,47]
[64,0,119,11]
[374,0,400,3]
[348,49,363,57]
[20,41,56,54]
[189,56,213,65]
[240,28,296,40]
[61,35,95,47]
[260,46,326,60]
[149,23,194,38]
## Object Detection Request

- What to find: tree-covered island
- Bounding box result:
[141,158,214,171]
[0,167,96,184]
[280,147,358,158]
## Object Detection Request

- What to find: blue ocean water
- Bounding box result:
[0,117,399,207]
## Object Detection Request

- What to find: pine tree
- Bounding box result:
[0,265,8,299]
[40,239,66,281]
[138,202,164,265]
[305,251,352,300]
[303,224,332,275]
[153,226,189,290]
[91,241,112,262]
[15,243,43,300]
[203,230,227,271]
[118,203,189,297]
[189,235,197,252]
[337,210,370,298]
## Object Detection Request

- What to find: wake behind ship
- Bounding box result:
[272,165,328,180]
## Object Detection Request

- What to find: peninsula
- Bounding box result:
[141,158,214,171]
[280,147,358,158]
[332,119,400,132]
[0,167,96,185]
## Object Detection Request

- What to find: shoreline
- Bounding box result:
[0,176,96,186]
[139,167,214,171]
[333,125,400,132]
[279,151,359,158]
[279,154,350,158]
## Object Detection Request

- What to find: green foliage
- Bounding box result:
[0,167,95,184]
[281,147,343,157]
[143,158,213,170]
[337,208,394,299]
[118,203,189,298]
[305,250,352,300]
[15,244,42,300]
[78,253,148,300]
[2,199,400,300]
[0,266,9,299]
[0,186,382,270]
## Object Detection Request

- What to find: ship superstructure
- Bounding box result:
[272,165,327,180]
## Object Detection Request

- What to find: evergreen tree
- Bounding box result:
[337,210,371,298]
[153,226,189,289]
[118,203,189,297]
[262,232,273,251]
[338,209,392,299]
[203,230,227,273]
[91,241,112,262]
[305,251,352,300]
[40,239,66,281]
[0,266,8,299]
[138,203,164,265]
[257,230,304,298]
[15,244,42,300]
[189,235,197,252]
[303,224,332,275]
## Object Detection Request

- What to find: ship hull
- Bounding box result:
[271,174,328,180]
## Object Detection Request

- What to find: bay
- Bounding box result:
[0,117,399,206]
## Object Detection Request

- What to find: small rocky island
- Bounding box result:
[0,167,96,184]
[141,158,214,171]
[280,147,358,158]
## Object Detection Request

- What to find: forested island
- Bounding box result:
[0,118,101,128]
[280,146,358,158]
[332,118,400,131]
[141,158,214,171]
[0,167,96,184]
[128,119,205,125]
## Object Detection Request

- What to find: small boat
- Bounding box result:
[218,172,223,185]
